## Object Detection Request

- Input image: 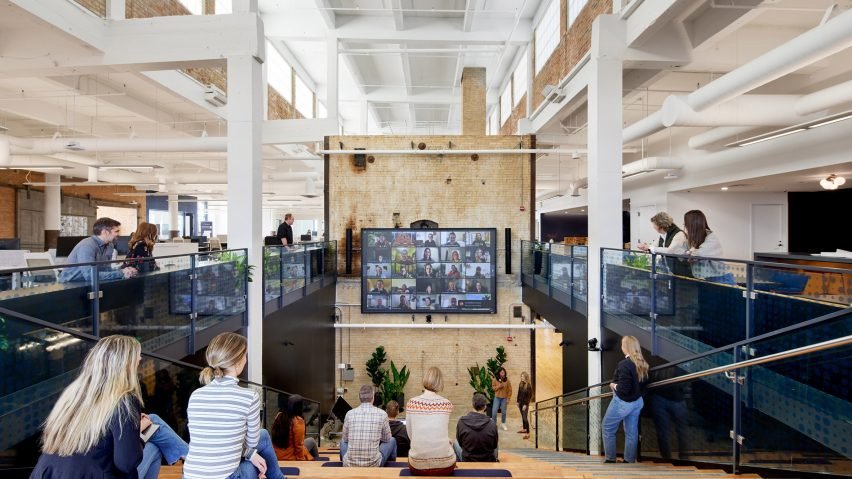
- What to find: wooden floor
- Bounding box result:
[158,447,762,479]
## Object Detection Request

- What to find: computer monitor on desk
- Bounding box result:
[153,243,199,266]
[0,238,21,250]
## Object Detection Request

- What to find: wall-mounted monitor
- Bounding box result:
[361,228,497,314]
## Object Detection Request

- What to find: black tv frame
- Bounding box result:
[360,228,497,314]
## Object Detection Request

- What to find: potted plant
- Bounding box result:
[381,361,410,410]
[468,345,507,417]
[365,346,387,406]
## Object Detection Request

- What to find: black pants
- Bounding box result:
[519,403,529,431]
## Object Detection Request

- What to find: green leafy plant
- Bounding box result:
[469,345,508,404]
[624,253,651,271]
[365,346,388,404]
[218,250,256,284]
[381,360,410,408]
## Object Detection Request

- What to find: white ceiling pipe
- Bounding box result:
[687,7,852,111]
[8,137,228,155]
[621,156,682,176]
[623,111,665,144]
[319,149,579,155]
[795,79,852,115]
[661,94,821,127]
[334,323,551,330]
[688,126,756,150]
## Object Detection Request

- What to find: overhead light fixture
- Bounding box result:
[622,170,650,180]
[721,186,729,191]
[819,174,846,190]
[737,128,806,147]
[204,84,227,107]
[541,85,566,103]
[807,111,852,129]
[663,172,678,180]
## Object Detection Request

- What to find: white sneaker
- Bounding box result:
[501,423,507,431]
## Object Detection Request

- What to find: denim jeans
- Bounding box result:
[137,414,189,479]
[602,396,644,463]
[226,429,285,479]
[339,437,397,466]
[491,397,507,425]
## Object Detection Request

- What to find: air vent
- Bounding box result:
[65,141,84,151]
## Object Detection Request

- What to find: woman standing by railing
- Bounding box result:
[601,335,648,463]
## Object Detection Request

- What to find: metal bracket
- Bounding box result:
[189,312,198,320]
[188,274,198,280]
[87,291,104,300]
[724,371,746,384]
[649,312,658,320]
[729,430,745,445]
[742,290,757,300]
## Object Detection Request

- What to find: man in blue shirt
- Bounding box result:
[58,217,138,282]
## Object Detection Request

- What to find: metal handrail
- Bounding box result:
[535,307,851,408]
[0,305,321,407]
[536,334,851,412]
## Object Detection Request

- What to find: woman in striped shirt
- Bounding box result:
[184,333,284,479]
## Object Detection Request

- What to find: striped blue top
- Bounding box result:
[184,376,260,479]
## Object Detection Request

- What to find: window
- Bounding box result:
[266,41,292,103]
[177,0,203,15]
[535,0,560,74]
[512,49,528,106]
[568,0,588,27]
[318,101,327,119]
[500,83,511,126]
[489,108,499,135]
[295,74,314,118]
[214,0,232,14]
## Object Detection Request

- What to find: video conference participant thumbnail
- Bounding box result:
[416,263,439,278]
[417,231,438,247]
[392,293,416,310]
[367,294,389,310]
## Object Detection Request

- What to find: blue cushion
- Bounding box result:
[399,469,512,477]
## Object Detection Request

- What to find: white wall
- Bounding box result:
[666,191,787,261]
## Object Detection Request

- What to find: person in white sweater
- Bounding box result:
[683,210,736,284]
[405,367,457,475]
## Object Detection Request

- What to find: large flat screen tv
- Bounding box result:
[361,228,497,314]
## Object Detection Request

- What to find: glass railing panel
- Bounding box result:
[572,257,588,316]
[194,250,247,333]
[1,264,96,335]
[559,390,588,452]
[535,249,552,295]
[535,397,558,450]
[572,245,588,259]
[261,389,321,444]
[324,241,338,283]
[550,253,573,307]
[282,247,307,295]
[642,370,735,465]
[263,247,283,304]
[101,254,193,352]
[739,342,852,475]
[602,249,653,330]
[654,254,747,355]
[752,264,849,338]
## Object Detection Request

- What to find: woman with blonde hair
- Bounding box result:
[184,332,283,479]
[602,336,649,463]
[406,367,456,475]
[516,372,534,437]
[122,222,159,273]
[30,335,188,479]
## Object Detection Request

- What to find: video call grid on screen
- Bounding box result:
[361,228,497,314]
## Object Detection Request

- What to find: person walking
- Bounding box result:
[602,336,649,463]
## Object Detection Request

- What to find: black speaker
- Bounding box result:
[354,147,366,167]
[345,228,353,274]
[504,228,512,274]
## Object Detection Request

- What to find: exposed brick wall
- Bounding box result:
[520,0,612,119]
[327,134,535,421]
[461,68,487,135]
[268,88,304,121]
[0,170,145,240]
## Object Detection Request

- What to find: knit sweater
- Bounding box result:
[405,391,456,471]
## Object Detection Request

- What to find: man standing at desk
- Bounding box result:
[58,217,138,282]
[277,213,295,245]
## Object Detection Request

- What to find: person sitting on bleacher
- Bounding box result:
[271,395,319,461]
[454,393,498,462]
[385,400,410,458]
[340,385,397,467]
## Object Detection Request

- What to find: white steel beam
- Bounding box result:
[263,118,339,144]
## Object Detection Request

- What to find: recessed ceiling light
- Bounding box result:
[721,186,729,191]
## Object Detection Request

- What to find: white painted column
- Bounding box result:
[44,174,61,250]
[106,0,125,20]
[360,99,369,134]
[525,35,534,118]
[227,52,264,383]
[586,14,625,454]
[327,34,339,122]
[168,194,180,238]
